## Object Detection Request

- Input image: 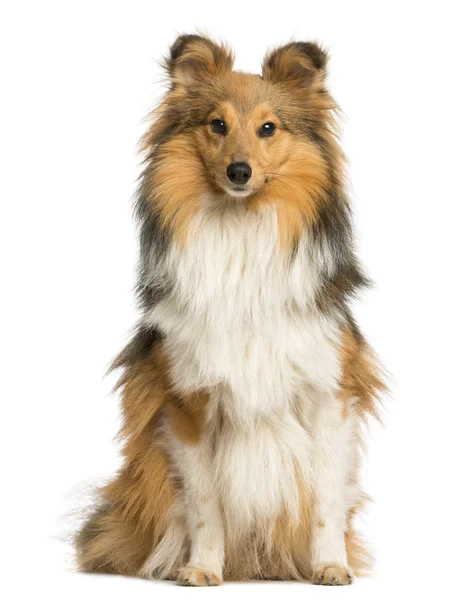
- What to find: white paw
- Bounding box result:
[312,564,354,586]
[177,564,223,586]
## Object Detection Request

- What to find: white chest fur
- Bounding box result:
[146,201,341,421]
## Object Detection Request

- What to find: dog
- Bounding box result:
[75,34,385,586]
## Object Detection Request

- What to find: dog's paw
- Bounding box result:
[312,564,354,586]
[177,564,222,586]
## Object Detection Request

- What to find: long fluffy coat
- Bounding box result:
[75,34,385,586]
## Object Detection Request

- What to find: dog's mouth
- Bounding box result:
[224,185,254,198]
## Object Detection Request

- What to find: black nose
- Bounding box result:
[226,162,252,185]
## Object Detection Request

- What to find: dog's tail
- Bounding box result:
[75,494,155,575]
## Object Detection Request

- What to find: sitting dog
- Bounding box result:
[75,34,385,586]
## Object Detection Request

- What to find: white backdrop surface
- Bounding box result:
[1,1,470,598]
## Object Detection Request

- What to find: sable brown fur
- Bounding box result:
[76,340,175,574]
[339,317,386,422]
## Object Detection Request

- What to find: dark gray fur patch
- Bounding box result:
[134,161,173,311]
[311,189,370,316]
[110,326,164,372]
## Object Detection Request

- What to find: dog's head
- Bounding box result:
[142,34,342,245]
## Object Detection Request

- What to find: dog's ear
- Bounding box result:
[165,34,234,88]
[262,42,328,89]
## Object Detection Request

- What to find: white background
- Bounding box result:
[2,1,470,598]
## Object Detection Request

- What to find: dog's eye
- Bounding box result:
[260,122,276,137]
[211,119,226,134]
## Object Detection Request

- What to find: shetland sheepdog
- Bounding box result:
[75,34,385,586]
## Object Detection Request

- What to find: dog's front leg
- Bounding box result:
[310,392,355,586]
[166,395,225,586]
